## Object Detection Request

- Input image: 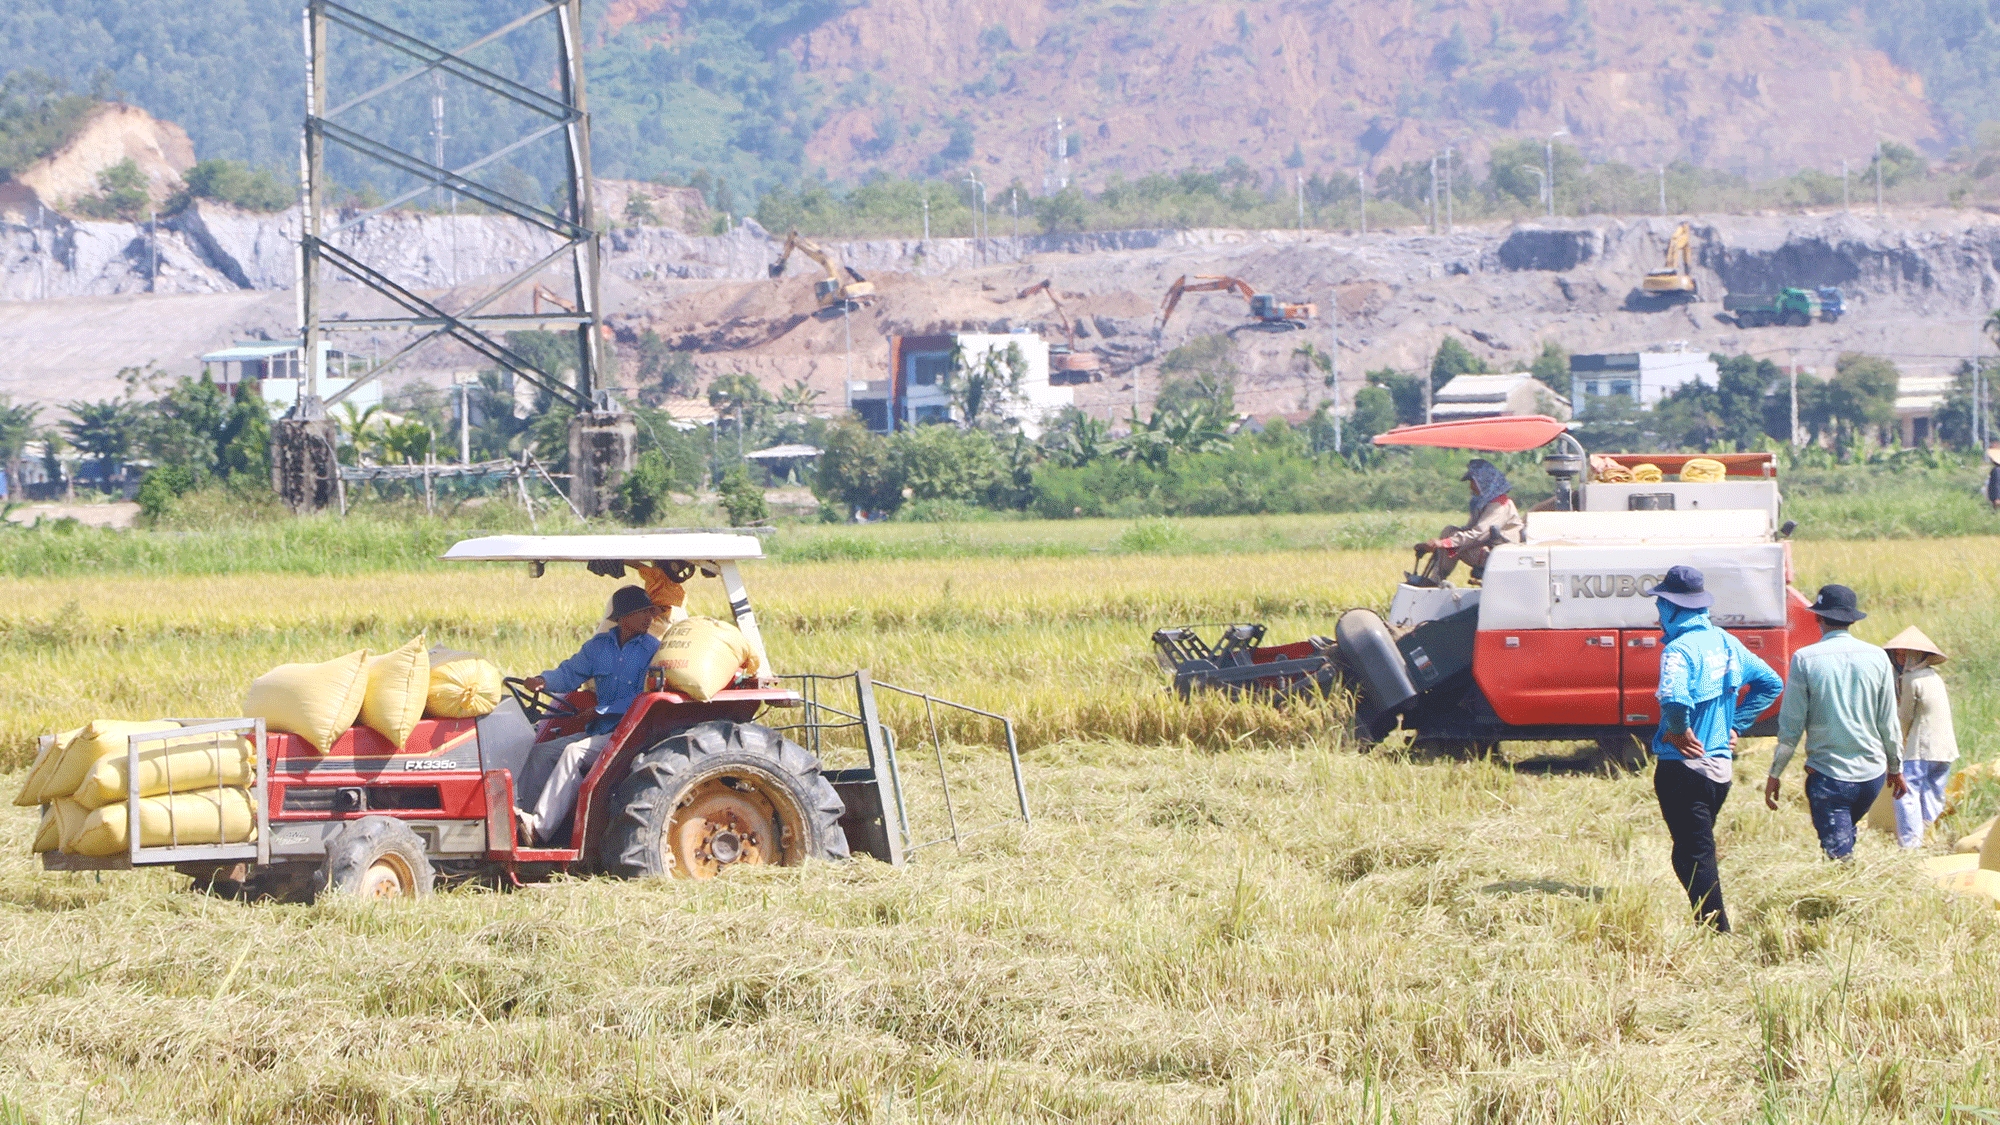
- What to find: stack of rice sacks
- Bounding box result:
[18,721,257,857]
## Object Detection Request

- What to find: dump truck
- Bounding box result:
[40,534,1026,900]
[1155,416,1822,767]
[1724,287,1842,327]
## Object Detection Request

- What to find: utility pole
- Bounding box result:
[1657,164,1666,216]
[920,194,930,275]
[1329,293,1341,454]
[1443,146,1454,233]
[455,380,471,463]
[1874,141,1883,215]
[1296,170,1304,233]
[1010,186,1018,255]
[1842,159,1850,212]
[1357,170,1366,235]
[1789,350,1800,447]
[1545,129,1568,218]
[1429,155,1438,233]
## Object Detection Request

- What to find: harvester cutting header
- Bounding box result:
[1156,415,1820,766]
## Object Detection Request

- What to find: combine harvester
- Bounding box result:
[36,534,1026,900]
[1155,416,1822,767]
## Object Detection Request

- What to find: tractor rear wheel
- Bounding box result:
[319,816,435,900]
[604,722,848,881]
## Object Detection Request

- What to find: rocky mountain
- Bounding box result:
[0,1,1973,201]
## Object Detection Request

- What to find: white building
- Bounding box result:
[852,329,1074,438]
[1432,373,1571,421]
[199,340,384,419]
[1570,349,1718,414]
[1894,369,1957,446]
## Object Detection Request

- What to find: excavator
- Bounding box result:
[1017,279,1102,384]
[1159,275,1315,331]
[768,230,875,311]
[1640,222,1698,301]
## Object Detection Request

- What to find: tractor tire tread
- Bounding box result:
[318,815,435,899]
[603,721,848,880]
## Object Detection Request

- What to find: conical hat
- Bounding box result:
[1884,626,1946,665]
[1987,446,2000,466]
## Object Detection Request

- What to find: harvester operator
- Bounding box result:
[1416,459,1524,583]
[1643,565,1784,932]
[514,585,664,845]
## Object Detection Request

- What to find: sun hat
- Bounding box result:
[607,585,656,619]
[1986,446,2000,466]
[1883,625,1946,666]
[1807,584,1867,624]
[1643,564,1715,609]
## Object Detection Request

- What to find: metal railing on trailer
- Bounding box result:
[39,719,271,872]
[773,671,1029,864]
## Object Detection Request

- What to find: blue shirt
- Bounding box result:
[1652,608,1783,761]
[542,629,661,734]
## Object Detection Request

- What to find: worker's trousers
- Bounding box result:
[1892,759,1953,848]
[1804,769,1884,861]
[1654,759,1731,932]
[519,733,610,846]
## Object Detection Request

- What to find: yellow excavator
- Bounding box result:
[768,230,875,311]
[1017,279,1102,384]
[1641,222,1698,300]
[1160,275,1316,330]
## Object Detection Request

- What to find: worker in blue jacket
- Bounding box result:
[1645,565,1785,932]
[516,585,663,845]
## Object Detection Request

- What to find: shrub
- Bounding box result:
[181,159,291,212]
[136,464,198,522]
[613,450,675,526]
[719,466,769,526]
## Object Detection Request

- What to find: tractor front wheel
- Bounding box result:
[319,816,435,900]
[604,722,849,881]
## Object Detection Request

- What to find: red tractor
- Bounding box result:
[43,534,1023,899]
[1157,416,1821,766]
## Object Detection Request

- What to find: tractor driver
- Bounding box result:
[514,585,664,845]
[587,559,692,634]
[1417,458,1524,583]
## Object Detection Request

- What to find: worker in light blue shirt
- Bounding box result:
[1765,584,1906,860]
[516,585,663,845]
[1644,565,1783,932]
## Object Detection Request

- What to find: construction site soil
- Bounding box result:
[3,208,1999,421]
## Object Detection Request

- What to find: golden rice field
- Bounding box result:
[0,530,1997,1123]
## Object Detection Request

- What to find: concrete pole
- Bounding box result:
[1444,146,1453,233]
[1657,165,1666,215]
[1842,160,1849,211]
[457,381,471,463]
[1357,171,1366,235]
[1789,351,1800,447]
[1429,156,1437,233]
[1874,141,1883,215]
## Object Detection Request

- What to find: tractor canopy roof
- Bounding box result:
[442,533,765,565]
[1371,415,1569,452]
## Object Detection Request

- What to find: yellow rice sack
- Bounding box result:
[652,617,760,702]
[1956,815,1996,855]
[1630,463,1664,483]
[1680,457,1727,483]
[12,726,82,807]
[71,732,255,810]
[362,637,430,749]
[244,650,369,755]
[427,647,504,719]
[1926,853,1979,880]
[1984,817,2000,873]
[1863,786,1900,836]
[63,788,257,858]
[1935,867,2000,907]
[50,798,89,852]
[31,721,181,806]
[30,806,57,853]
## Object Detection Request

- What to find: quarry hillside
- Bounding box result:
[2,198,1996,425]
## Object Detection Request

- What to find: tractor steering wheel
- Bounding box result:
[503,677,581,724]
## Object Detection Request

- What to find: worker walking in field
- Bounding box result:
[515,586,664,845]
[1418,459,1524,583]
[1764,585,1907,860]
[1644,566,1784,932]
[1884,626,1957,848]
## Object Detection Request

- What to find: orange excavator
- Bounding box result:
[1017,279,1103,384]
[1159,275,1316,331]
